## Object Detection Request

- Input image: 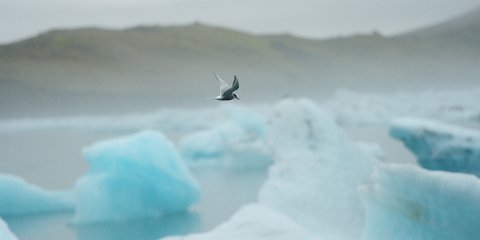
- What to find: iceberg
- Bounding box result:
[163,204,317,240]
[179,105,270,167]
[179,123,271,167]
[259,98,377,240]
[73,130,200,223]
[360,164,480,240]
[165,98,378,240]
[0,104,271,136]
[0,174,74,216]
[324,88,480,127]
[0,217,18,240]
[390,118,480,177]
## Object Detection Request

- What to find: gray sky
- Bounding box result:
[0,0,478,44]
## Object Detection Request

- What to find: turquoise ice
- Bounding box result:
[391,118,480,177]
[0,174,74,216]
[73,130,200,223]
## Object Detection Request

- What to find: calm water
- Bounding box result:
[0,130,267,240]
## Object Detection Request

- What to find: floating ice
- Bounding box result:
[0,217,18,240]
[163,204,317,240]
[323,88,480,127]
[179,105,270,167]
[179,124,271,167]
[0,105,270,135]
[391,118,480,177]
[2,88,479,133]
[73,130,200,223]
[360,164,480,240]
[168,98,378,240]
[0,174,74,216]
[259,98,377,240]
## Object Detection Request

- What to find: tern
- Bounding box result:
[211,72,240,101]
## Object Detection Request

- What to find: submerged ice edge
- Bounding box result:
[0,217,17,240]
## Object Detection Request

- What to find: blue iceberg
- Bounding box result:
[390,118,480,177]
[73,130,200,223]
[0,174,74,216]
[360,164,480,240]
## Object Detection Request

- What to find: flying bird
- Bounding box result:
[211,72,240,101]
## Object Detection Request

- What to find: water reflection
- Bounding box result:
[5,212,76,240]
[74,211,201,240]
[5,211,201,240]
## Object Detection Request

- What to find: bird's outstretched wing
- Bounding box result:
[214,72,230,95]
[223,75,239,96]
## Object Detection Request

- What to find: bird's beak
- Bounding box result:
[235,95,240,100]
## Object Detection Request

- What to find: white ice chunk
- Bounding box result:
[0,174,74,216]
[360,164,480,240]
[163,204,318,240]
[180,104,271,167]
[259,98,377,240]
[0,217,17,240]
[391,118,480,177]
[324,88,480,127]
[73,130,200,223]
[180,124,271,167]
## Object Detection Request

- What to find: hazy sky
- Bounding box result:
[0,0,478,44]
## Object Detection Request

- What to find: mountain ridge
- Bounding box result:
[1,8,479,117]
[399,6,480,38]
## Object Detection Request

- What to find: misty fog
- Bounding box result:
[1,2,479,240]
